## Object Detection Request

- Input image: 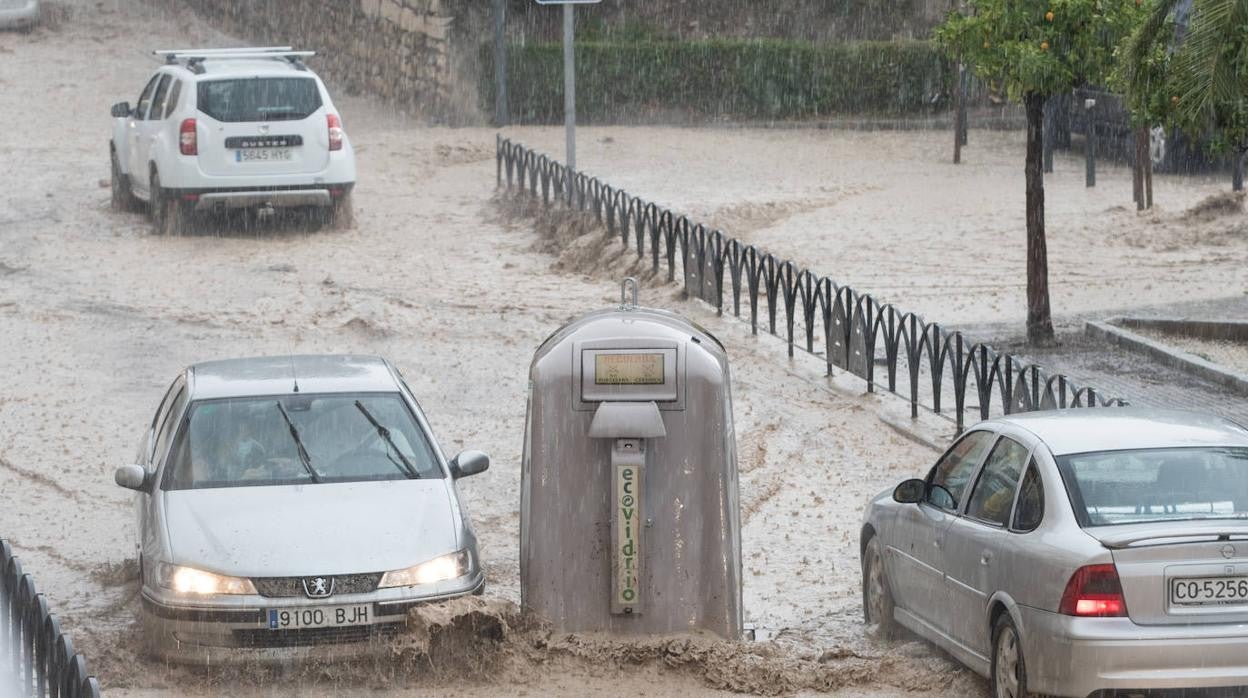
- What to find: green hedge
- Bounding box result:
[481,39,952,123]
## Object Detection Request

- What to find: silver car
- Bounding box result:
[114,355,489,663]
[0,0,38,29]
[861,408,1248,698]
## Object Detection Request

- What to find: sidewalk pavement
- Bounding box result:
[972,294,1248,426]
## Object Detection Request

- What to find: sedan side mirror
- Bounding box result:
[450,450,489,479]
[892,478,926,504]
[115,464,149,491]
[110,101,131,118]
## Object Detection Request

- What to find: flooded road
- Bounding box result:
[12,1,1206,695]
[505,126,1247,329]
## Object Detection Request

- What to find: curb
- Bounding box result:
[1085,320,1248,396]
[1116,317,1248,343]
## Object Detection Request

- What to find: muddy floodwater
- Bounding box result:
[2,1,1243,696]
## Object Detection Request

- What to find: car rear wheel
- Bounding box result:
[862,536,898,639]
[150,173,189,236]
[329,191,354,230]
[110,149,138,212]
[991,614,1032,698]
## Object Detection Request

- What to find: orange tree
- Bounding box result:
[936,1,1145,344]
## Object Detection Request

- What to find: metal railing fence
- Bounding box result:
[496,136,1126,433]
[1,540,101,697]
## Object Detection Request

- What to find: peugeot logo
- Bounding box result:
[1221,544,1237,559]
[258,124,270,134]
[302,576,334,598]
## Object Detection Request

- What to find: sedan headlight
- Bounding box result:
[379,550,471,588]
[155,563,256,595]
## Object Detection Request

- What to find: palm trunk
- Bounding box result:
[1025,93,1054,344]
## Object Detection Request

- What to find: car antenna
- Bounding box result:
[289,354,300,393]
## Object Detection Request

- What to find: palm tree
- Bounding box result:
[1123,0,1248,189]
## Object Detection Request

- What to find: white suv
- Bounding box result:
[109,47,357,234]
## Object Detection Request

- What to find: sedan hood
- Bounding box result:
[162,479,459,577]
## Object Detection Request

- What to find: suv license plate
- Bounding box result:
[267,604,370,630]
[237,148,293,162]
[1170,576,1248,605]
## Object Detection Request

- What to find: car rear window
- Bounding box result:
[162,393,444,490]
[1057,447,1248,526]
[196,77,322,123]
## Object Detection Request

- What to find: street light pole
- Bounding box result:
[493,0,508,127]
[563,2,576,174]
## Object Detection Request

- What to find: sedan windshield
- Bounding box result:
[1057,447,1248,526]
[162,393,443,490]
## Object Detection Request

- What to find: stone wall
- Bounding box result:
[177,0,471,121]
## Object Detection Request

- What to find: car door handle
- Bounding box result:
[980,552,993,566]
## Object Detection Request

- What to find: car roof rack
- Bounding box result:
[153,47,315,74]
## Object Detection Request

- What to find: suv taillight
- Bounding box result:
[327,113,344,151]
[179,119,197,156]
[1059,564,1127,617]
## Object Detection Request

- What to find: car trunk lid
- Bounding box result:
[194,76,329,177]
[1089,521,1248,625]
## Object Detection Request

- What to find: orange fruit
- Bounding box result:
[1040,41,1050,51]
[1046,10,1054,21]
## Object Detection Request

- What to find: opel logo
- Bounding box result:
[1221,544,1236,559]
[302,576,334,598]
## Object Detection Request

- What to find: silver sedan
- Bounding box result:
[861,408,1248,698]
[114,355,489,663]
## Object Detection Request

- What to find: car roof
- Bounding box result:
[196,58,311,77]
[987,408,1248,456]
[187,355,399,400]
[155,58,318,82]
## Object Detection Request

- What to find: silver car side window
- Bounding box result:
[151,386,187,469]
[926,430,994,511]
[965,437,1029,526]
[145,378,181,463]
[1011,462,1044,532]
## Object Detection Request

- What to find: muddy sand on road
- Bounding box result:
[505,125,1247,331]
[2,1,1157,695]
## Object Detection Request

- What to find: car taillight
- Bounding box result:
[179,118,197,156]
[327,113,343,151]
[1059,564,1127,617]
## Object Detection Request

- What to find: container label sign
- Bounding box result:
[595,353,664,386]
[611,440,644,615]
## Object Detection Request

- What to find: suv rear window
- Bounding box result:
[196,78,322,123]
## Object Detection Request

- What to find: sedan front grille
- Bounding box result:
[233,622,403,648]
[251,572,383,598]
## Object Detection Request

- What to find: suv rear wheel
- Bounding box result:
[149,172,190,236]
[329,191,354,230]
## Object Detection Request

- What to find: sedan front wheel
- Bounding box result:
[862,536,898,639]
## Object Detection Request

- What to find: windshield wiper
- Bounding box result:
[353,400,419,479]
[275,401,321,483]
